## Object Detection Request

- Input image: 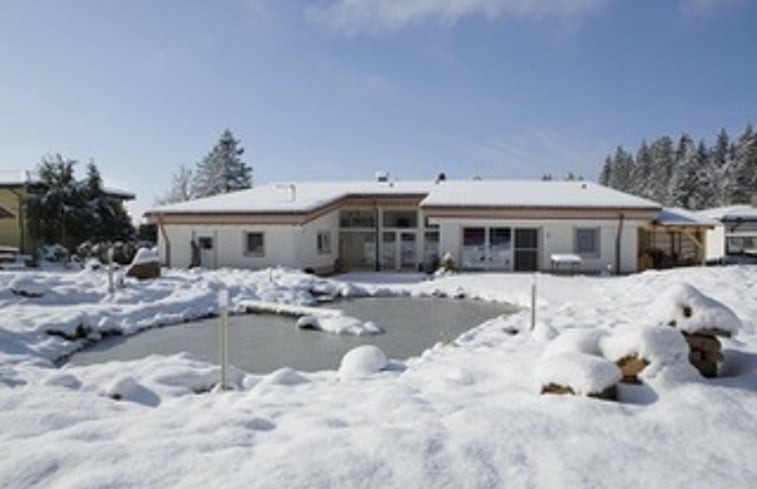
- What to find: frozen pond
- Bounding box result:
[67,297,516,374]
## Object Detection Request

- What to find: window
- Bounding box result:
[317,230,331,254]
[383,210,418,228]
[245,232,265,256]
[339,210,375,228]
[575,228,600,257]
[198,237,213,250]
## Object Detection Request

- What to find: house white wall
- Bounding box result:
[705,226,725,261]
[434,218,644,273]
[156,212,340,272]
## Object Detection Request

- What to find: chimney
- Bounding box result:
[375,170,389,183]
[435,172,447,184]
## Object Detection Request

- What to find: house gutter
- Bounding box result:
[615,212,625,274]
[156,214,171,267]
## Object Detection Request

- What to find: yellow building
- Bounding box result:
[0,172,134,255]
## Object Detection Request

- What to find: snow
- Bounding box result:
[147,179,660,216]
[698,204,757,222]
[419,180,661,209]
[338,345,388,381]
[655,207,718,226]
[534,351,622,395]
[648,282,742,335]
[130,247,159,265]
[0,266,757,487]
[296,314,382,335]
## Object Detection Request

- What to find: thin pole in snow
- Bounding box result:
[530,274,537,332]
[107,247,115,295]
[218,289,230,390]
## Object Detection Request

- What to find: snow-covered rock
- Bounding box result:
[600,324,692,382]
[296,314,382,336]
[535,351,622,396]
[649,282,741,336]
[102,376,160,407]
[130,248,159,265]
[543,328,606,357]
[338,345,388,381]
[8,275,47,298]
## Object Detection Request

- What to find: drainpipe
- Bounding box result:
[156,215,171,267]
[615,212,625,274]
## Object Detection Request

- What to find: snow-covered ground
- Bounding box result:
[1,266,757,488]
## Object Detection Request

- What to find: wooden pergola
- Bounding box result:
[638,208,715,271]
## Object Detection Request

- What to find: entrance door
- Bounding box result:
[399,232,417,269]
[197,236,215,268]
[514,229,539,271]
[381,231,417,270]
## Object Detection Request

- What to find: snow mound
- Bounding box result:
[600,325,689,365]
[263,368,310,386]
[8,275,47,298]
[130,247,159,265]
[338,345,387,381]
[296,314,382,336]
[649,283,741,335]
[543,328,606,357]
[42,373,82,390]
[534,352,622,395]
[102,376,160,407]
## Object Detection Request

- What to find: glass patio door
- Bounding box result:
[382,231,417,270]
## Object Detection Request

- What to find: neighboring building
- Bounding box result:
[0,171,135,254]
[697,205,757,264]
[145,179,664,274]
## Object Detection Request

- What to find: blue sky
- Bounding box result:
[1,0,756,221]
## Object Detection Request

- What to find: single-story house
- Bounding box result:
[0,170,135,254]
[697,205,757,263]
[145,178,667,274]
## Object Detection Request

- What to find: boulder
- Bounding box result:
[126,261,160,280]
[682,332,722,378]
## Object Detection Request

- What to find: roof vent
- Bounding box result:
[435,172,447,184]
[375,170,390,182]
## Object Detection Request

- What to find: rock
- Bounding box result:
[616,355,650,384]
[534,351,621,400]
[541,382,618,401]
[682,332,722,378]
[126,261,160,280]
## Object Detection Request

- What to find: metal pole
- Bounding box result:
[107,247,115,294]
[218,289,229,390]
[530,274,537,331]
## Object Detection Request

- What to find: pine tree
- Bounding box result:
[671,135,701,208]
[730,124,757,204]
[648,136,676,205]
[631,141,654,198]
[192,130,252,198]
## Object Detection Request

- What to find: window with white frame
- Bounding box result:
[574,227,600,257]
[244,232,265,256]
[317,230,331,254]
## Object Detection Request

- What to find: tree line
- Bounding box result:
[599,124,757,209]
[160,129,252,204]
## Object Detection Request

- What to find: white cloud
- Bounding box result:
[307,0,611,32]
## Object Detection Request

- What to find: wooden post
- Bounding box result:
[218,289,229,390]
[530,274,537,331]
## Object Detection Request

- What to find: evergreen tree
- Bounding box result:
[631,141,654,197]
[671,135,702,208]
[730,124,757,204]
[192,130,252,198]
[648,136,675,205]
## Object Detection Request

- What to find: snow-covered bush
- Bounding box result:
[338,345,388,381]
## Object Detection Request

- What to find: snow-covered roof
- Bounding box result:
[696,205,757,222]
[654,208,718,227]
[149,181,437,214]
[0,170,134,199]
[419,181,660,209]
[149,180,661,215]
